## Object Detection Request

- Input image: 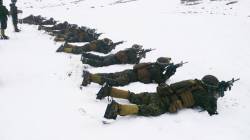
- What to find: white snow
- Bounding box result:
[1,0,250,140]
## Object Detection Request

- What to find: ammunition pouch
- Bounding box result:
[157,84,174,97]
[168,97,183,113]
[167,80,203,113]
[179,91,195,108]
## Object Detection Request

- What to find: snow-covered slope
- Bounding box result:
[1,0,250,140]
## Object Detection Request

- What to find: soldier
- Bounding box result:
[80,45,153,67]
[53,26,102,43]
[38,21,71,31]
[20,14,45,25]
[39,17,56,25]
[99,75,239,120]
[0,0,9,39]
[10,0,22,32]
[56,38,122,54]
[81,57,185,87]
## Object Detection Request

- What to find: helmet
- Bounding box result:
[132,44,143,50]
[103,38,113,45]
[156,57,171,66]
[201,75,219,88]
[11,0,17,3]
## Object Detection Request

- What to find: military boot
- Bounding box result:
[15,28,21,32]
[14,25,21,32]
[0,29,9,40]
[104,100,139,120]
[38,25,42,30]
[96,82,111,100]
[104,100,119,120]
[56,42,73,53]
[81,70,91,86]
[81,56,88,64]
[54,36,65,42]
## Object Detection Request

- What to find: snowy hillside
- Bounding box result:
[1,0,250,140]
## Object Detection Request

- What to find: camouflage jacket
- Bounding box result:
[157,79,218,115]
[115,48,140,64]
[0,5,9,20]
[88,40,114,54]
[133,63,166,84]
[9,3,17,16]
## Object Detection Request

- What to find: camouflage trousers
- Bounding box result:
[82,53,119,67]
[129,92,170,116]
[70,46,93,54]
[11,15,18,25]
[0,18,7,29]
[96,70,137,86]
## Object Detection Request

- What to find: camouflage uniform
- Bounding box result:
[82,57,175,86]
[10,0,21,32]
[56,38,121,54]
[0,1,9,39]
[38,21,72,32]
[129,79,217,116]
[20,15,45,25]
[80,45,148,67]
[54,27,101,42]
[101,75,235,119]
[20,15,56,26]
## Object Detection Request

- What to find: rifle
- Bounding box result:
[164,61,188,78]
[138,48,155,58]
[112,41,125,48]
[218,78,240,97]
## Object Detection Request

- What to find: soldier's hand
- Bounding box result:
[219,81,230,91]
[209,111,218,116]
[166,64,176,75]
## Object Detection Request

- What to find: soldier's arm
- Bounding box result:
[203,96,218,116]
[4,6,10,15]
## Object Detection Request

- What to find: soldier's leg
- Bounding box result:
[102,70,137,86]
[137,103,164,116]
[104,97,165,119]
[81,52,105,61]
[82,70,135,86]
[81,58,105,67]
[54,36,65,42]
[0,19,9,39]
[82,70,105,86]
[129,92,166,116]
[96,85,130,100]
[70,47,85,54]
[12,15,20,32]
[128,92,151,105]
[56,43,74,53]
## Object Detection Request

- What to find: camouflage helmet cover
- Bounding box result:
[132,44,143,50]
[156,57,171,66]
[201,75,219,88]
[103,38,113,45]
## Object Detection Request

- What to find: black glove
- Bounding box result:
[165,64,176,76]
